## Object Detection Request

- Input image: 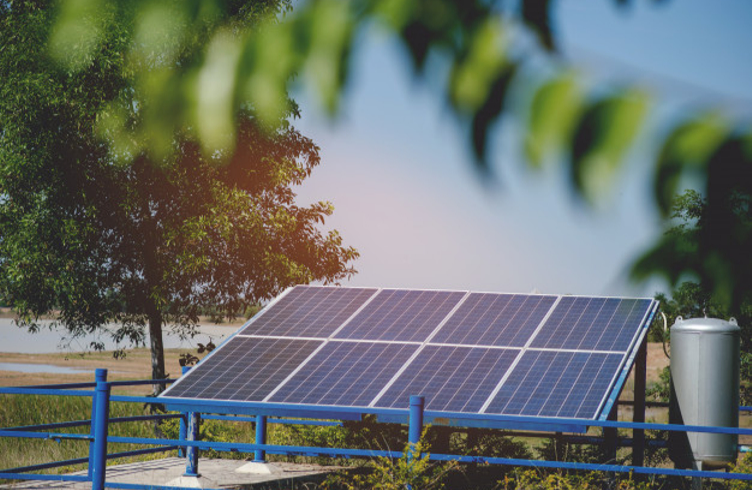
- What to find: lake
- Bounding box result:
[0,318,240,354]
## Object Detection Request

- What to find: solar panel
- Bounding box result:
[333,289,466,342]
[530,297,652,351]
[238,286,377,338]
[161,286,658,426]
[268,341,418,406]
[484,350,624,419]
[431,293,557,347]
[163,337,322,401]
[374,345,520,413]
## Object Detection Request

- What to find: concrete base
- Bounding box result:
[235,461,281,475]
[164,475,218,488]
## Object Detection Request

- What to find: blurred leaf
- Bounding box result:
[48,0,108,70]
[524,72,582,167]
[449,17,507,113]
[305,0,354,115]
[195,30,243,155]
[470,64,517,168]
[521,0,555,51]
[570,89,650,201]
[654,113,727,216]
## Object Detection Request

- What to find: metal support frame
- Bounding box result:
[409,396,425,451]
[91,371,111,490]
[88,369,107,478]
[603,402,618,464]
[178,367,190,458]
[184,412,201,477]
[633,339,647,467]
[254,415,267,462]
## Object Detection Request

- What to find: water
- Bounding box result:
[0,362,94,374]
[0,318,240,354]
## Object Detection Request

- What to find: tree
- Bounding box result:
[642,190,752,401]
[44,0,752,310]
[0,0,358,392]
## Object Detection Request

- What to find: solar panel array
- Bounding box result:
[162,286,657,421]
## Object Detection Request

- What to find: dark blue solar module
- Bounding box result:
[238,286,377,338]
[375,346,519,412]
[268,341,418,406]
[162,286,658,424]
[431,293,557,347]
[163,337,322,401]
[334,289,466,342]
[484,350,624,419]
[530,297,652,351]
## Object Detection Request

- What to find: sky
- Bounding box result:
[292,0,752,298]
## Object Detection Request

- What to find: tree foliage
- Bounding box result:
[0,0,358,387]
[645,190,752,401]
[43,0,752,309]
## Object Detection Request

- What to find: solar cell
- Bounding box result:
[334,289,466,342]
[162,337,322,401]
[530,297,652,351]
[484,350,623,419]
[238,286,377,338]
[268,341,418,406]
[374,346,519,412]
[431,293,556,346]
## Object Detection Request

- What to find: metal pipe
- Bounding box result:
[408,396,425,449]
[178,366,190,458]
[183,412,201,477]
[90,371,110,490]
[89,369,107,479]
[254,415,267,462]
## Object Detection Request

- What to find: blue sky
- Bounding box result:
[293,0,752,297]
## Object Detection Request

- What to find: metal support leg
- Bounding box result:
[603,403,618,464]
[633,339,647,467]
[178,366,190,458]
[408,396,425,453]
[89,369,107,478]
[91,371,111,490]
[184,412,201,477]
[407,396,425,490]
[254,415,267,463]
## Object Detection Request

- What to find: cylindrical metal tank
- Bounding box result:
[668,316,740,469]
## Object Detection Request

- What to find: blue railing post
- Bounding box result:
[178,366,190,458]
[91,370,111,490]
[254,415,268,462]
[407,396,425,490]
[408,395,424,451]
[184,411,201,477]
[89,368,108,478]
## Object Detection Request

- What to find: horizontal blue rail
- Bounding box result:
[201,414,341,426]
[0,387,95,396]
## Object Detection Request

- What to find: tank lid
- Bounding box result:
[672,316,740,333]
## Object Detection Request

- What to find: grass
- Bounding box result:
[0,394,174,477]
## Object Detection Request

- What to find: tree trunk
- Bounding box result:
[148,312,166,396]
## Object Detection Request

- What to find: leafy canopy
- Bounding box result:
[0,1,357,372]
[45,0,752,309]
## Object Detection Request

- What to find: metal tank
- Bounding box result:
[668,316,740,469]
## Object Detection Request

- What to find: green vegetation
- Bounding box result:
[0,0,358,393]
[41,0,752,312]
[0,395,166,476]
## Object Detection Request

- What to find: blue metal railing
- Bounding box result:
[3,369,752,490]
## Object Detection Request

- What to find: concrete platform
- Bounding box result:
[0,457,341,489]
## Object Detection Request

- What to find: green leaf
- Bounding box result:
[524,72,582,168]
[48,0,107,70]
[570,89,650,202]
[654,113,728,216]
